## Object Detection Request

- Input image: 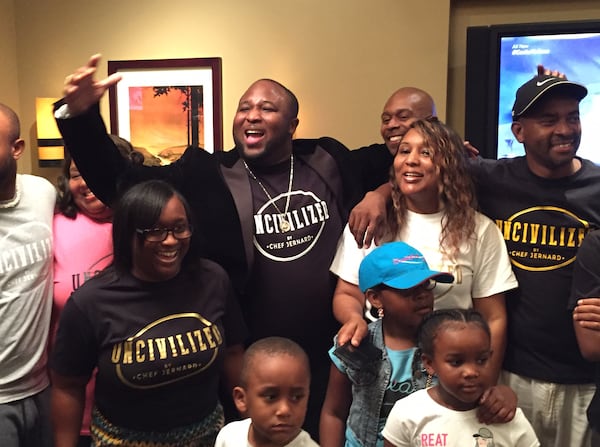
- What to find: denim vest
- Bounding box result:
[341,319,430,447]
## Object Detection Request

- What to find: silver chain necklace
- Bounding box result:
[243,154,294,232]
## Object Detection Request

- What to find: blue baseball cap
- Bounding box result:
[358,241,454,292]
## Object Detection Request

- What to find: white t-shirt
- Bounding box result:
[382,388,539,447]
[330,210,517,310]
[215,418,319,447]
[0,174,56,402]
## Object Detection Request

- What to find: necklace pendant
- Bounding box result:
[280,218,291,233]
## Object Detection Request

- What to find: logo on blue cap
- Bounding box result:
[358,242,454,292]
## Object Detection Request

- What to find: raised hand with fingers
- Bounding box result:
[63,54,122,116]
[536,64,567,79]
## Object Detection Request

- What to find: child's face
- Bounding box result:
[423,323,493,411]
[235,353,310,447]
[368,283,434,331]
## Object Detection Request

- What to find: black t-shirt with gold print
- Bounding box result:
[51,259,246,431]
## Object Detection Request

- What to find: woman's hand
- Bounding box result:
[336,315,369,348]
[476,384,517,424]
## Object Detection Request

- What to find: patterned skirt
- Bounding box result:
[90,403,224,447]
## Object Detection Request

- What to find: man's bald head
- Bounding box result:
[380,87,436,155]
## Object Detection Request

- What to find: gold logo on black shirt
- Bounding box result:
[111,313,222,389]
[495,206,590,271]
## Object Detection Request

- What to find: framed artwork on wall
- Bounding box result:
[108,57,222,164]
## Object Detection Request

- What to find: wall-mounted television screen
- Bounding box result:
[465,20,600,164]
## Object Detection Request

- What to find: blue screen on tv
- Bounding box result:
[498,32,600,164]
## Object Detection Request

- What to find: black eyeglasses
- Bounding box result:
[135,225,193,242]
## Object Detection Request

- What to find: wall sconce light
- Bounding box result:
[36,97,64,167]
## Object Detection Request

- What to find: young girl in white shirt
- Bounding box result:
[382,308,539,447]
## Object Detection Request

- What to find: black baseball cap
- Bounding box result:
[512,74,587,119]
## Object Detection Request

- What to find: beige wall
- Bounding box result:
[2,0,450,180]
[448,0,600,137]
[0,0,20,135]
[6,1,600,180]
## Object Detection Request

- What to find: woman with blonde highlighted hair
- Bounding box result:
[330,118,517,383]
[386,118,476,257]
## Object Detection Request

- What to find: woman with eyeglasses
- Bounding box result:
[50,180,246,447]
[51,138,146,447]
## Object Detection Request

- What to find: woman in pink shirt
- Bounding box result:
[51,137,137,447]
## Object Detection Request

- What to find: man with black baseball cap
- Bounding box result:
[471,71,600,447]
[510,73,588,178]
